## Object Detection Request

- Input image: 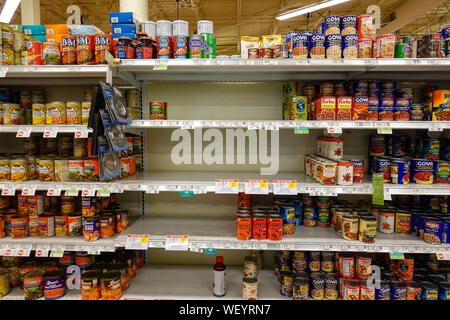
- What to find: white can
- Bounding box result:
[142,21,157,40]
[156,20,173,37]
[172,20,189,36]
[242,277,258,300]
[328,138,344,160]
[243,256,257,278]
[337,161,354,185]
[377,211,394,234]
[197,20,213,35]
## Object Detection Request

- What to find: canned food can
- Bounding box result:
[46,102,66,125]
[66,102,82,124]
[360,280,375,300]
[390,281,407,300]
[76,34,95,65]
[310,273,324,300]
[61,35,77,65]
[83,216,100,241]
[280,271,294,296]
[242,277,257,300]
[339,252,355,278]
[342,214,359,240]
[324,273,338,300]
[406,281,422,300]
[310,34,326,58]
[293,278,309,300]
[43,42,61,65]
[358,217,377,243]
[343,279,360,300]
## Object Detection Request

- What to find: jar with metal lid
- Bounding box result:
[242,277,258,300]
[244,256,257,278]
[293,277,309,300]
[109,262,129,291]
[114,37,135,59]
[136,36,155,59]
[81,270,101,300]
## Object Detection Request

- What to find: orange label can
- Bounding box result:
[236,214,252,240]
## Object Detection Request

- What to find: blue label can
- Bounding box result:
[411,159,434,184]
[342,34,357,58]
[375,281,391,300]
[390,158,410,184]
[421,282,439,300]
[310,34,325,58]
[439,283,450,300]
[390,281,407,300]
[394,98,410,121]
[341,15,357,35]
[292,34,309,58]
[325,15,341,35]
[424,217,444,245]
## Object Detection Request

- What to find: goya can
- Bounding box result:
[342,34,358,58]
[83,216,100,241]
[291,34,308,59]
[76,34,95,65]
[375,281,390,300]
[390,280,406,300]
[310,273,325,300]
[411,159,434,184]
[310,34,325,58]
[325,34,342,58]
[324,273,338,300]
[61,35,77,65]
[375,158,391,183]
[324,16,341,35]
[390,159,410,184]
[341,15,357,35]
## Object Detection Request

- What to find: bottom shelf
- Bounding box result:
[1,265,288,300]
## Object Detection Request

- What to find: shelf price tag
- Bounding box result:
[47,187,62,197]
[0,66,7,77]
[165,235,189,251]
[50,250,65,258]
[205,248,216,255]
[16,128,32,138]
[377,127,392,135]
[273,180,297,195]
[43,128,58,138]
[125,234,150,250]
[87,249,100,255]
[244,179,269,195]
[81,188,96,197]
[74,129,89,138]
[153,64,168,70]
[372,173,384,206]
[247,122,262,130]
[389,252,405,260]
[21,187,36,196]
[35,247,50,258]
[2,187,16,196]
[294,126,309,134]
[215,179,239,194]
[16,247,32,257]
[264,122,279,131]
[429,123,444,132]
[96,189,111,197]
[180,190,194,197]
[436,252,450,261]
[65,189,79,197]
[327,126,342,134]
[146,186,160,194]
[3,248,15,257]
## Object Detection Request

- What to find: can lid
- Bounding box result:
[81,270,101,280]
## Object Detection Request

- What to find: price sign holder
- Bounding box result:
[47,187,62,197]
[180,190,194,197]
[372,173,384,206]
[273,180,297,195]
[50,249,65,258]
[125,234,150,250]
[21,187,36,196]
[294,126,309,134]
[16,128,32,138]
[2,187,16,196]
[43,128,58,138]
[244,179,269,195]
[165,235,189,251]
[81,188,96,197]
[389,252,405,260]
[65,189,79,197]
[215,179,239,194]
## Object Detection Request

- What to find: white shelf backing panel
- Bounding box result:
[0,266,288,300]
[116,58,450,82]
[115,215,450,254]
[131,120,450,131]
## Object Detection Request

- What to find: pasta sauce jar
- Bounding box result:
[114,37,135,59]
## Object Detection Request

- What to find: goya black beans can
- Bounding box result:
[280,271,294,296]
[439,282,450,300]
[390,280,407,300]
[293,278,309,300]
[324,273,338,300]
[376,280,391,300]
[310,273,325,300]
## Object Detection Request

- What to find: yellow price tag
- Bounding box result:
[140,236,149,243]
[288,182,297,189]
[230,181,238,188]
[259,181,268,188]
[180,237,188,243]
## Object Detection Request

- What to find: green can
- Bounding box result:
[201,33,216,59]
[395,43,411,58]
[400,36,414,45]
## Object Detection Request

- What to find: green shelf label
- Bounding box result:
[205,248,216,255]
[180,190,194,197]
[294,126,309,134]
[372,173,384,206]
[389,252,405,260]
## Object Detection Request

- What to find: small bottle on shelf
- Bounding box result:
[213,256,226,297]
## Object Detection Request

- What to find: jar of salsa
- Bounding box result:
[114,37,135,59]
[136,37,155,59]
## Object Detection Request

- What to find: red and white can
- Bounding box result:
[343,279,360,300]
[360,280,375,300]
[375,34,397,59]
[337,161,354,185]
[339,252,355,278]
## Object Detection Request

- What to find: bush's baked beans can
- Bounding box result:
[293,278,309,300]
[358,217,377,243]
[343,279,360,300]
[310,34,325,58]
[339,252,355,278]
[342,34,358,58]
[236,213,251,240]
[268,214,282,241]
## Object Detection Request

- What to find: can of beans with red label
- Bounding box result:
[260,48,273,58]
[252,213,267,240]
[61,35,77,65]
[94,34,112,64]
[339,252,355,278]
[76,34,95,65]
[236,213,252,240]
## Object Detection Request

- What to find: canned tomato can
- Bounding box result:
[76,34,95,65]
[421,282,439,300]
[293,278,309,300]
[324,273,338,300]
[337,161,353,185]
[375,158,391,183]
[61,35,77,65]
[339,252,355,278]
[83,216,100,241]
[242,277,258,300]
[310,273,324,300]
[356,253,372,279]
[236,213,252,240]
[343,279,360,300]
[310,34,326,58]
[280,271,294,296]
[411,159,434,184]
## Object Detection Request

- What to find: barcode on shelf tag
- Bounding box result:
[273,180,297,195]
[327,126,342,134]
[74,130,89,139]
[436,252,450,261]
[125,234,150,250]
[43,128,58,138]
[47,187,62,197]
[96,189,111,197]
[244,180,269,195]
[389,252,405,259]
[215,179,239,194]
[35,248,50,257]
[2,187,16,196]
[81,188,96,197]
[87,249,100,255]
[377,127,392,135]
[384,188,392,201]
[65,189,79,197]
[254,243,268,250]
[16,128,32,138]
[165,235,189,251]
[50,250,65,258]
[21,187,36,196]
[247,122,262,130]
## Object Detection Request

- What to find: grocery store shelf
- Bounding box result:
[1,172,448,196]
[115,215,450,254]
[115,58,450,82]
[130,120,450,131]
[0,125,92,134]
[0,266,287,300]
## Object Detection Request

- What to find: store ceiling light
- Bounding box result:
[276,0,351,21]
[0,0,21,23]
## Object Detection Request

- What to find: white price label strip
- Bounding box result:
[81,188,96,197]
[47,187,62,197]
[97,189,111,197]
[244,180,269,195]
[16,128,32,138]
[2,187,16,196]
[327,126,342,134]
[21,187,36,196]
[146,186,160,194]
[165,235,189,251]
[65,189,79,197]
[125,234,150,250]
[35,248,50,257]
[50,250,65,258]
[436,252,450,261]
[377,127,392,135]
[74,130,89,139]
[15,247,32,257]
[43,128,58,138]
[215,179,239,194]
[273,180,297,195]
